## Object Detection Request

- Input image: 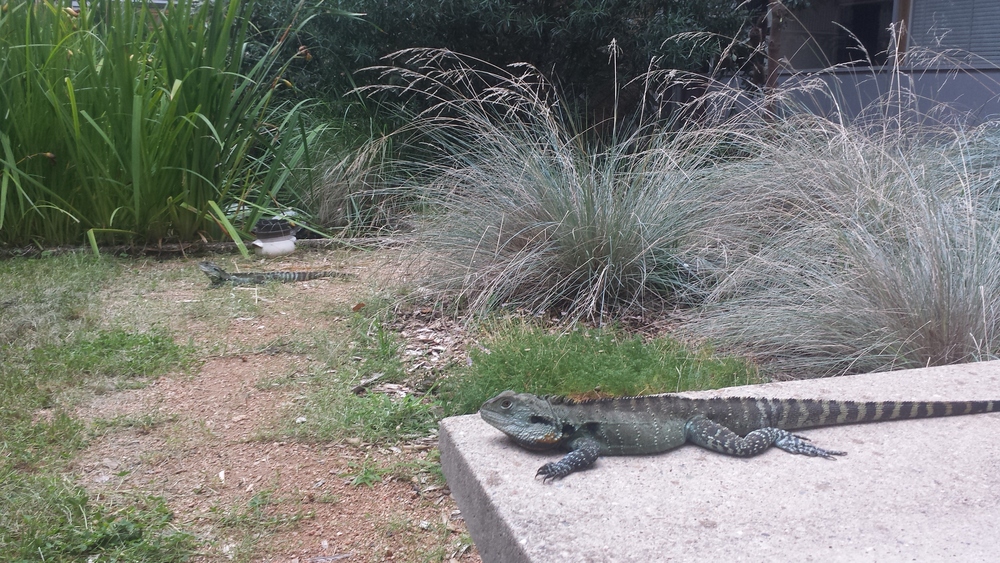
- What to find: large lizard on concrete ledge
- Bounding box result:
[198,261,352,286]
[479,390,1000,481]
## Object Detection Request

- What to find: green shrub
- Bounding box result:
[0,0,327,247]
[251,0,753,120]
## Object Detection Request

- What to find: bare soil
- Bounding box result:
[67,250,481,562]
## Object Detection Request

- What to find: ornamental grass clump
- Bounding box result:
[368,49,728,320]
[685,91,1000,377]
[370,44,1000,377]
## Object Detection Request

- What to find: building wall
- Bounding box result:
[779,0,1000,122]
[779,67,1000,123]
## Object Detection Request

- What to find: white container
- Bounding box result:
[251,234,297,257]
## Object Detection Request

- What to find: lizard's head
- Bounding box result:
[480,391,565,451]
[198,261,228,284]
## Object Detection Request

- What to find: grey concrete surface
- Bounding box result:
[439,361,1000,563]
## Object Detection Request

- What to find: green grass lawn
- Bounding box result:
[0,255,196,561]
[0,253,758,561]
[292,309,759,444]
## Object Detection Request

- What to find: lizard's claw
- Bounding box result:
[536,462,569,482]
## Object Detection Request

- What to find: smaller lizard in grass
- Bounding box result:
[480,390,1000,481]
[198,261,352,286]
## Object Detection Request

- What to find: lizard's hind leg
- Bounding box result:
[684,415,846,459]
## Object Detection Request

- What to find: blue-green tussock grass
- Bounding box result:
[366,49,729,321]
[685,106,1000,376]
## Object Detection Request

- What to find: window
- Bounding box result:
[909,0,1000,67]
[783,0,1000,70]
[835,1,894,65]
[782,0,896,69]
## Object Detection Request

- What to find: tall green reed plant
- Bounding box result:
[0,0,326,248]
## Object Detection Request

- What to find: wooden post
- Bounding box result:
[765,0,788,115]
[894,0,912,66]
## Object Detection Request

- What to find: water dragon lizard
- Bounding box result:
[480,390,1000,481]
[198,261,352,286]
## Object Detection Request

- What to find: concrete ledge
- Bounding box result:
[440,361,1000,562]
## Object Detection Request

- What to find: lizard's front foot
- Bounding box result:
[536,462,572,482]
[534,441,600,481]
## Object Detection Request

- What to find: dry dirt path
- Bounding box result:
[67,250,480,562]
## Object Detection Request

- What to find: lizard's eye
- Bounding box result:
[500,399,513,409]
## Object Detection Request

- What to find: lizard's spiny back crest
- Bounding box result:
[543,393,1000,431]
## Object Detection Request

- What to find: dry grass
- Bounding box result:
[364,45,1000,377]
[364,49,738,321]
